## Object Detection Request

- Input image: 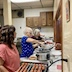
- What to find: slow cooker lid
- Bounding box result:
[37,48,50,53]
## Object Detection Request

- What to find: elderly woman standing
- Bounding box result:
[32,29,44,41]
[0,25,20,72]
[20,27,44,58]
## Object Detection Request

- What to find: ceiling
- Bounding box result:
[0,0,54,9]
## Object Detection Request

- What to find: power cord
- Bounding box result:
[48,59,68,68]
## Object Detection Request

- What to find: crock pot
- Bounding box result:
[36,48,50,61]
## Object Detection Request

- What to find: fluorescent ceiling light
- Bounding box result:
[11,0,40,3]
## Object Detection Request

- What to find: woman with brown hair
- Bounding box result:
[0,25,20,72]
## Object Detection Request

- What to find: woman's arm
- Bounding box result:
[26,38,41,44]
[26,38,44,46]
[0,58,9,72]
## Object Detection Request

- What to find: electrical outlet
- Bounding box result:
[67,55,70,72]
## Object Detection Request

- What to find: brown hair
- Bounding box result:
[0,25,16,49]
[0,25,2,29]
[0,25,2,39]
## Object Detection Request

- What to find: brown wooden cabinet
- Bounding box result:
[38,17,41,27]
[26,17,33,27]
[26,17,41,28]
[47,12,53,26]
[26,12,53,28]
[40,12,46,26]
[33,17,39,27]
[33,17,41,27]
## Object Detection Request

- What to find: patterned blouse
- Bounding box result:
[20,36,34,57]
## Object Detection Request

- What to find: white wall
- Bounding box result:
[13,18,25,41]
[13,8,54,41]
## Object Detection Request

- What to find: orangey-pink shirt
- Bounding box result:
[0,44,20,72]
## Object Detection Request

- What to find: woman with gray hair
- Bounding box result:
[32,29,44,41]
[20,27,44,58]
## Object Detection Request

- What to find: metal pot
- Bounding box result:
[36,48,50,61]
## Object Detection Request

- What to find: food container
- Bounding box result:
[36,48,50,61]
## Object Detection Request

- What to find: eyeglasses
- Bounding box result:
[30,32,32,34]
[27,32,33,35]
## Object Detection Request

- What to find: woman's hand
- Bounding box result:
[38,42,45,47]
[33,43,39,48]
[39,42,44,45]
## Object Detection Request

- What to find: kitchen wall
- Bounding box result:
[13,8,54,41]
[62,0,72,72]
[54,0,72,72]
[53,0,60,19]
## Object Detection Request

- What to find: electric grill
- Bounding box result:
[17,61,48,72]
[17,58,68,72]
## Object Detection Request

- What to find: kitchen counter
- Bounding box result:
[20,57,48,64]
[20,46,62,72]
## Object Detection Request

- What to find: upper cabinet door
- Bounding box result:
[38,17,41,27]
[40,12,46,26]
[47,12,53,26]
[26,17,33,27]
[33,17,39,27]
[33,17,41,27]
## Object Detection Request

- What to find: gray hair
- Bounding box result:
[24,27,33,35]
[34,29,40,36]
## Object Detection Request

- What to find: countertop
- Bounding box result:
[20,46,62,72]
